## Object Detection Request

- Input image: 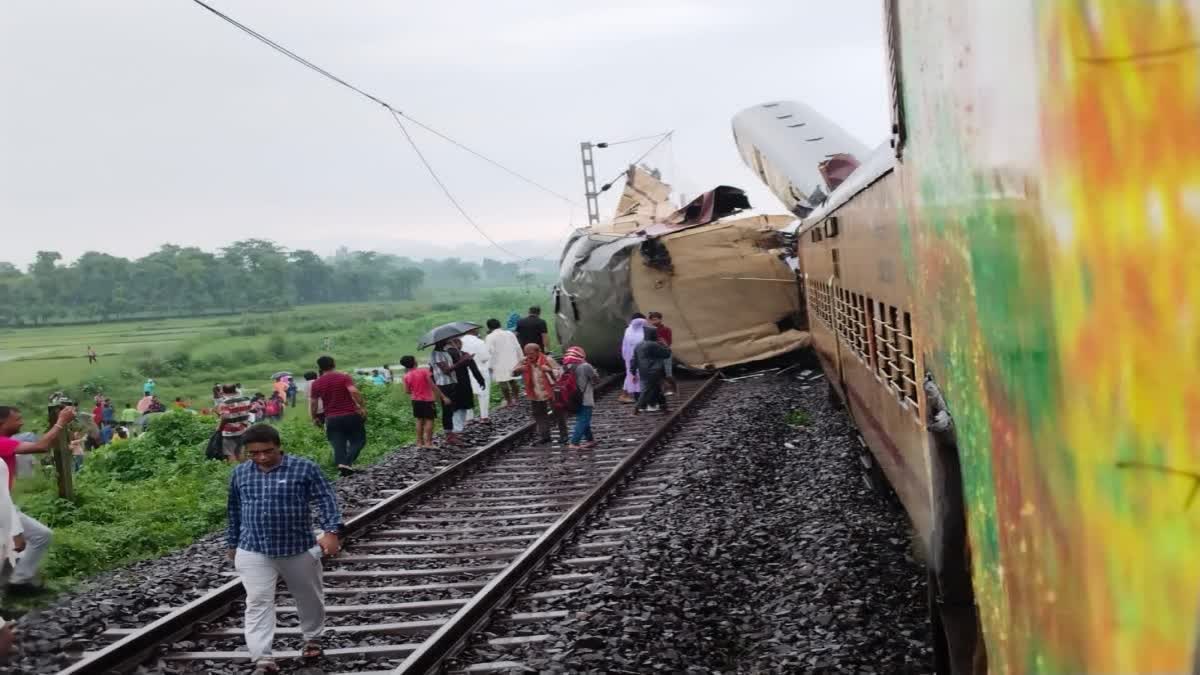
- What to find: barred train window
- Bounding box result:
[892,302,902,391]
[900,311,918,406]
[874,303,896,383]
[867,298,880,376]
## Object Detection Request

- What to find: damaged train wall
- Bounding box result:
[629,214,807,370]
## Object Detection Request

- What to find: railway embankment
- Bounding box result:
[0,405,532,674]
[487,369,933,673]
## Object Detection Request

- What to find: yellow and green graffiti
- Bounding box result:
[897,1,1200,672]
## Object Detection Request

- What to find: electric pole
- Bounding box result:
[580,142,601,227]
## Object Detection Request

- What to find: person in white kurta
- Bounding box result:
[459,330,491,421]
[484,318,524,408]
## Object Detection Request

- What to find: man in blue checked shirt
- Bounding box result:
[227,424,343,673]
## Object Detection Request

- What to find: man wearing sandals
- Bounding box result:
[227,424,343,673]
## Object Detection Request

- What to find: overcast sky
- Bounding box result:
[0,1,889,266]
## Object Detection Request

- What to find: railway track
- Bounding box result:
[60,374,719,674]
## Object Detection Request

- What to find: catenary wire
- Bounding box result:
[598,131,674,194]
[600,132,673,147]
[188,0,580,208]
[389,111,524,261]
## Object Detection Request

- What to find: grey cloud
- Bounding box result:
[0,0,888,265]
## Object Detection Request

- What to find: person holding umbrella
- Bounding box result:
[449,338,485,427]
[419,322,483,446]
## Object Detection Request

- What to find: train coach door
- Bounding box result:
[830,247,847,396]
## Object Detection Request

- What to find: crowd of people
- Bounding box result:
[0,305,678,667]
[394,305,674,451]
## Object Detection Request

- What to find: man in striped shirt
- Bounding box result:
[216,383,252,462]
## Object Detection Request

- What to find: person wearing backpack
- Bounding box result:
[562,347,597,449]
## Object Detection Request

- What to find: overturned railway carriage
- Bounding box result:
[555,175,807,371]
[738,1,1200,673]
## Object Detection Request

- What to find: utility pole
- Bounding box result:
[46,402,74,500]
[579,142,601,227]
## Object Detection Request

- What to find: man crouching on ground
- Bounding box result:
[226,424,344,674]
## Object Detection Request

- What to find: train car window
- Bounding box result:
[884,0,907,158]
[811,228,823,243]
[900,311,918,406]
[570,296,580,322]
[553,287,562,314]
[776,114,794,120]
[787,122,807,128]
[855,293,868,360]
[867,298,880,376]
[831,248,840,279]
[825,217,840,238]
[888,305,904,393]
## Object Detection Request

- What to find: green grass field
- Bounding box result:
[0,287,556,599]
[0,287,552,419]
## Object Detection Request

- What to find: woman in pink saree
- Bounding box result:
[619,315,647,403]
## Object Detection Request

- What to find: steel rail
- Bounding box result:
[57,374,620,674]
[59,418,546,674]
[393,373,721,674]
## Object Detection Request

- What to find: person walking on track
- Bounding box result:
[430,340,475,445]
[632,325,672,414]
[514,343,568,444]
[400,355,449,450]
[309,355,368,476]
[449,338,486,426]
[619,314,647,403]
[515,305,548,350]
[485,318,523,408]
[647,311,677,395]
[563,346,598,449]
[226,424,343,674]
[459,327,492,422]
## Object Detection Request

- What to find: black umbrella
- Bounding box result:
[417,321,480,349]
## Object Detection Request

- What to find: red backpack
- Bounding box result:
[552,366,581,413]
[265,399,282,416]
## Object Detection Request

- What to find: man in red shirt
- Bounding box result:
[0,404,76,592]
[647,312,677,395]
[308,355,367,476]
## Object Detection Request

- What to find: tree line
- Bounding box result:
[0,239,542,326]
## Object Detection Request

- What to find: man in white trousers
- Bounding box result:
[0,404,77,593]
[459,327,491,422]
[484,318,524,408]
[227,424,342,674]
[0,460,20,655]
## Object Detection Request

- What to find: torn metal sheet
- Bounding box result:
[554,169,810,371]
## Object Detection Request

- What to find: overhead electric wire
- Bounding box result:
[187,0,576,260]
[388,111,523,260]
[600,131,673,147]
[597,130,675,196]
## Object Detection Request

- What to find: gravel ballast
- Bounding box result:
[0,403,531,674]
[496,369,933,673]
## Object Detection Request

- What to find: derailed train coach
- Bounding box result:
[735,1,1200,672]
[554,169,806,372]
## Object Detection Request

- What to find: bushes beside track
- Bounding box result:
[14,382,415,587]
